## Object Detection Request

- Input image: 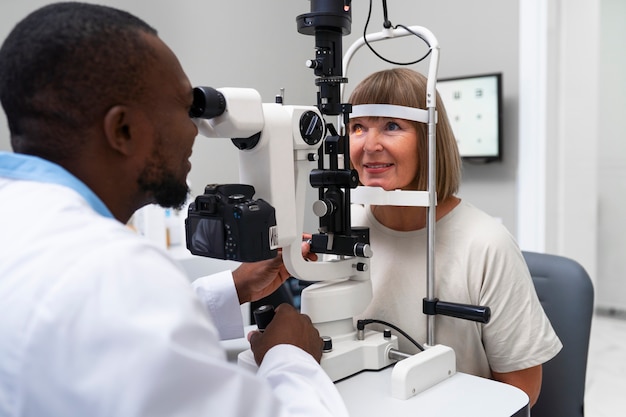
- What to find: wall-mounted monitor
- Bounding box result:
[437,73,503,162]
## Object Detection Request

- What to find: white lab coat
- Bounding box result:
[0,152,348,417]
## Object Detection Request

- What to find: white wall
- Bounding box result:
[518,0,601,283]
[597,0,626,310]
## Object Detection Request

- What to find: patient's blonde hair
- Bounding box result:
[348,68,461,201]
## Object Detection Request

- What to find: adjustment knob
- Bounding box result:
[322,336,333,352]
[312,199,335,217]
[354,243,373,258]
[305,59,320,69]
[228,193,246,204]
[253,305,275,332]
[299,110,324,145]
[354,262,368,272]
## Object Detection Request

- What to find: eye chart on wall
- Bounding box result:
[437,73,502,161]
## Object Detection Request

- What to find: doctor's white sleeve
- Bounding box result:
[188,268,348,416]
[259,345,350,417]
[191,270,245,340]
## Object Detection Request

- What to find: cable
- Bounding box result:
[363,0,432,66]
[357,318,425,351]
[382,0,391,28]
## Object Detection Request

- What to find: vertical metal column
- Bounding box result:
[426,106,437,346]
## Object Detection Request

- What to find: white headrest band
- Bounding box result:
[349,104,435,124]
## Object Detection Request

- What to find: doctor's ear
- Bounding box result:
[103,105,145,156]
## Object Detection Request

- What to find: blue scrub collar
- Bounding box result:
[0,151,114,219]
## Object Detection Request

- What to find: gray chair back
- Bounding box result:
[522,251,594,417]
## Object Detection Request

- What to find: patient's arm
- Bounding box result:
[492,364,542,407]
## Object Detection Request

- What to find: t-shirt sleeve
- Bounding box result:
[475,230,562,373]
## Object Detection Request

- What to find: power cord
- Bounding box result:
[357,318,425,351]
[363,0,432,66]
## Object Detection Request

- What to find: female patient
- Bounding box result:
[347,68,561,406]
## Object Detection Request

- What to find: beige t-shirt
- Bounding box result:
[352,201,562,377]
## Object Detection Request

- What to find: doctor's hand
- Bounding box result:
[232,240,316,304]
[248,303,323,365]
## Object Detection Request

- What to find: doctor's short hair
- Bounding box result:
[0,2,157,162]
[348,68,462,201]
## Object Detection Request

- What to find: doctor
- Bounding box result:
[0,3,348,417]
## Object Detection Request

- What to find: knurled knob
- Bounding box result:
[253,305,275,332]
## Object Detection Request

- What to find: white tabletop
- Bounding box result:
[336,366,529,417]
[221,331,529,417]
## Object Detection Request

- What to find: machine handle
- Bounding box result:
[423,298,491,324]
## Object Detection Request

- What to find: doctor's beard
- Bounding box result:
[137,150,190,210]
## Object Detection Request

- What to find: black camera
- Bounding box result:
[185,184,278,262]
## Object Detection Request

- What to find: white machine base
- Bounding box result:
[391,344,456,400]
[320,330,398,382]
[238,330,398,382]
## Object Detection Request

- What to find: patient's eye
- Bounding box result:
[350,123,365,135]
[385,121,401,131]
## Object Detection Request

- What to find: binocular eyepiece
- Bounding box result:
[189,86,226,119]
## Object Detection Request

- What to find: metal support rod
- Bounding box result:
[388,348,413,362]
[426,106,437,347]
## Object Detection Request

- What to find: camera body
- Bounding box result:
[185,184,278,262]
